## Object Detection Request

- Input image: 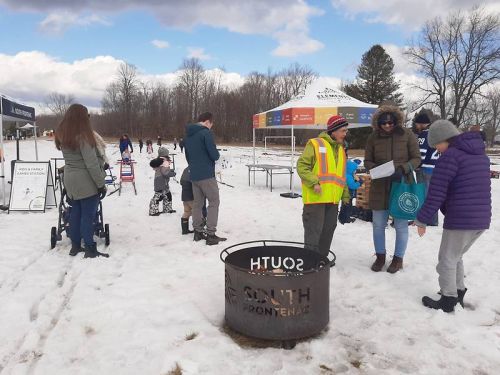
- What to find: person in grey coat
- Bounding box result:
[55,104,108,258]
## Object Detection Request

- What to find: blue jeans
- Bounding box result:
[69,194,100,248]
[372,210,409,258]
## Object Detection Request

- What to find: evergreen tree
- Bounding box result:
[344,44,403,106]
[343,45,404,149]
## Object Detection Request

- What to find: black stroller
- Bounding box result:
[50,166,110,249]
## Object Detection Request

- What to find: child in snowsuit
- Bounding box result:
[180,167,207,234]
[415,120,491,313]
[149,157,176,216]
[339,159,363,224]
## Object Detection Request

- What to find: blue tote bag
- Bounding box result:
[389,165,426,220]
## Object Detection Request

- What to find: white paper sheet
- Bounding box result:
[369,160,395,179]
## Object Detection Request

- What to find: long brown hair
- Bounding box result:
[55,104,96,150]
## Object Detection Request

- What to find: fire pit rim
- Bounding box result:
[220,240,336,276]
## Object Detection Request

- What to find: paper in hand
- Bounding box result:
[369,160,395,179]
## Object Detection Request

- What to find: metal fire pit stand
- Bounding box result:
[221,240,336,349]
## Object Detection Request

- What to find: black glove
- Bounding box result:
[391,165,405,179]
[98,186,107,199]
[103,162,110,170]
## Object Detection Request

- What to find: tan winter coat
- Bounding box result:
[364,105,421,210]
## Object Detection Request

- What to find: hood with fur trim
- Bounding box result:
[371,105,405,134]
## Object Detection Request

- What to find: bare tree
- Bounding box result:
[405,7,500,125]
[484,88,500,146]
[45,92,75,117]
[117,63,139,135]
[177,58,206,120]
[279,63,317,100]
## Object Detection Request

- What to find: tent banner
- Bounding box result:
[1,97,35,122]
[254,106,376,128]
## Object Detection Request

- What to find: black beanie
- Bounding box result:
[150,158,163,168]
[415,113,430,124]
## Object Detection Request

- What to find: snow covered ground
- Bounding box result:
[0,138,499,375]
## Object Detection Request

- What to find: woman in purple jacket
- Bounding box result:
[415,120,492,313]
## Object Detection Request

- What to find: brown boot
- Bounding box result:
[371,253,386,272]
[387,256,403,274]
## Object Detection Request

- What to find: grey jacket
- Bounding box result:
[154,166,176,192]
[62,141,106,200]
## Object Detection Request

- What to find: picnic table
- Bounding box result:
[246,164,293,192]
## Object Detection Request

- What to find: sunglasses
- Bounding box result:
[379,121,394,126]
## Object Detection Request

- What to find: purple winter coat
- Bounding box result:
[417,132,491,230]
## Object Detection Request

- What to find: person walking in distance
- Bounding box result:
[184,112,226,245]
[297,115,350,256]
[138,138,144,153]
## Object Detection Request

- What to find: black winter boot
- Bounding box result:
[371,253,386,272]
[422,295,457,313]
[193,230,207,242]
[457,288,467,308]
[206,233,227,246]
[181,218,194,235]
[69,243,83,256]
[84,243,110,258]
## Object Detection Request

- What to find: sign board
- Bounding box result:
[8,161,56,212]
[1,97,36,122]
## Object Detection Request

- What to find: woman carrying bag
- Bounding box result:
[364,105,421,273]
[55,104,109,258]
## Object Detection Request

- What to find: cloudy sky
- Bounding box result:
[0,0,497,112]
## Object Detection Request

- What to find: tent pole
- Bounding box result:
[252,127,256,184]
[252,127,256,165]
[34,122,39,161]
[290,125,295,193]
[0,98,6,208]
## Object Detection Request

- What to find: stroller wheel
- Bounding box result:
[50,227,57,249]
[104,224,110,246]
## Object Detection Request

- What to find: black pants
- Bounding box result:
[302,203,338,256]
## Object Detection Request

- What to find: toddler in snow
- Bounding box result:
[415,120,491,313]
[149,156,176,216]
[338,159,363,224]
[180,167,207,234]
[121,150,131,163]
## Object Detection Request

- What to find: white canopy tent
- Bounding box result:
[251,80,378,197]
[0,95,37,209]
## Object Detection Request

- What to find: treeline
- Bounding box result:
[94,60,318,144]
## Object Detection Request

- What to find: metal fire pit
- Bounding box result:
[220,240,336,348]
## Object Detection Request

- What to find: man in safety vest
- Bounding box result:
[297,115,350,256]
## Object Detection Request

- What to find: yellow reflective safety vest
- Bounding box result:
[302,137,346,204]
